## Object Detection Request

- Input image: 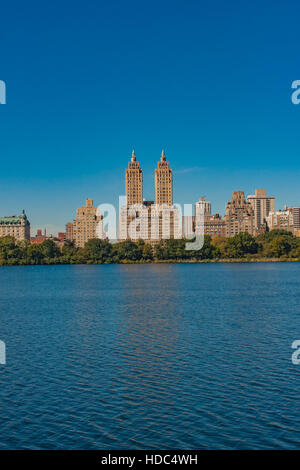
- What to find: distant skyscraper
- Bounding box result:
[224,191,255,237]
[155,150,173,205]
[0,210,30,241]
[125,150,143,205]
[247,189,275,230]
[73,198,103,248]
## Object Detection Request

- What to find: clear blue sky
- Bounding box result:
[1,0,300,235]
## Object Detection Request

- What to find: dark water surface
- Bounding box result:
[0,263,300,449]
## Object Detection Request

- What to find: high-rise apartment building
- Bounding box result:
[288,207,300,232]
[125,150,143,205]
[224,191,255,237]
[195,197,211,218]
[247,189,275,230]
[120,150,181,242]
[0,210,30,241]
[155,150,173,205]
[65,222,74,242]
[73,198,103,248]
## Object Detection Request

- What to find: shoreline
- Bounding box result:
[0,258,299,267]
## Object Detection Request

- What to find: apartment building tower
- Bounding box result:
[247,189,275,230]
[73,198,103,248]
[155,150,173,205]
[224,191,255,237]
[125,150,143,205]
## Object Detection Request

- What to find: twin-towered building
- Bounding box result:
[119,150,181,242]
[125,149,173,206]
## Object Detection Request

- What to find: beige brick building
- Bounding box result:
[125,150,143,205]
[224,191,256,237]
[119,150,181,242]
[247,189,275,230]
[73,199,103,247]
[0,211,30,241]
[155,150,173,205]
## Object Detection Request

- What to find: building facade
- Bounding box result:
[0,210,30,241]
[204,214,226,238]
[183,210,226,239]
[288,207,300,232]
[266,210,294,233]
[119,151,181,242]
[155,150,173,205]
[125,150,143,205]
[31,229,47,244]
[247,189,275,230]
[65,222,74,242]
[224,191,255,237]
[195,197,211,218]
[73,198,103,248]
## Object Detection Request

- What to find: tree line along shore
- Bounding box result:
[0,230,300,266]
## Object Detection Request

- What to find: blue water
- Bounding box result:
[0,263,300,449]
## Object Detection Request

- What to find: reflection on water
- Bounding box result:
[0,263,300,449]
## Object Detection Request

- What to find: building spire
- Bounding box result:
[161,149,166,161]
[131,149,136,162]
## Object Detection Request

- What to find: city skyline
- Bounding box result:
[2,148,299,243]
[1,149,298,237]
[1,1,300,234]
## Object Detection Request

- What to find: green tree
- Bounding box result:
[83,239,113,263]
[113,240,143,262]
[227,232,258,258]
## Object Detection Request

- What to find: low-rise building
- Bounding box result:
[31,229,47,244]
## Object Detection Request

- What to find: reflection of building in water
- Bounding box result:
[119,150,181,242]
[115,265,181,416]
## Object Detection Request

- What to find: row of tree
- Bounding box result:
[0,230,300,265]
